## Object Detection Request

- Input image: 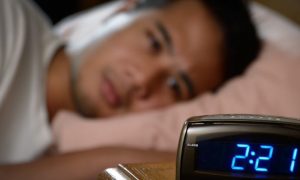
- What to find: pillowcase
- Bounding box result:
[250,2,300,58]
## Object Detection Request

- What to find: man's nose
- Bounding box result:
[125,59,169,99]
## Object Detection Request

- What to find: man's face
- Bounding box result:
[72,0,224,118]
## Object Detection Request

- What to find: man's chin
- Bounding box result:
[75,97,128,118]
[79,107,98,118]
[74,98,99,118]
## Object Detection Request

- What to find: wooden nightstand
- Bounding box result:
[98,162,175,179]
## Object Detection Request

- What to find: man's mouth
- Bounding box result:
[100,75,122,108]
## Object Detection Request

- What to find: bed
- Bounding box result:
[52,1,300,154]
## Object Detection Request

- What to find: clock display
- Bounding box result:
[196,135,300,177]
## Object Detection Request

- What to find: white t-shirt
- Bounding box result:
[0,0,61,164]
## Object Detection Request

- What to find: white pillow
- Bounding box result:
[250,2,300,57]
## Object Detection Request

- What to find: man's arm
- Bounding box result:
[0,147,175,180]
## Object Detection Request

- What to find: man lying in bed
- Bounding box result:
[50,0,261,119]
[0,0,261,179]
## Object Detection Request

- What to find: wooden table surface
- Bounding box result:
[98,162,176,179]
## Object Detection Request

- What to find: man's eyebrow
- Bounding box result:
[155,21,174,54]
[179,72,196,99]
[155,21,195,99]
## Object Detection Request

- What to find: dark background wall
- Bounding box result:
[34,0,300,26]
[33,0,111,24]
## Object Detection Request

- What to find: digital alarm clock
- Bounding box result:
[176,115,300,179]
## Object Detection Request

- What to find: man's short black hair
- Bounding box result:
[136,0,262,80]
[201,0,262,80]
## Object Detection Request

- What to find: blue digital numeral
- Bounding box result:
[290,148,298,173]
[231,144,250,171]
[255,145,274,172]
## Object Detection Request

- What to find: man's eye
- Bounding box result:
[147,31,162,54]
[167,77,181,100]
